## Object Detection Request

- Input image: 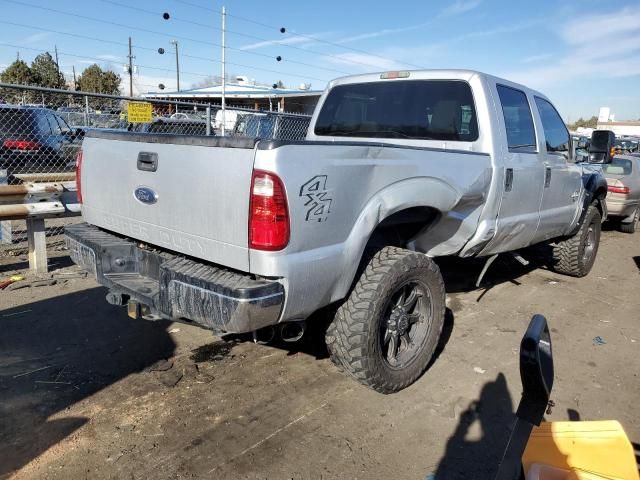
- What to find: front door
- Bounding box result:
[532,97,582,242]
[482,84,546,255]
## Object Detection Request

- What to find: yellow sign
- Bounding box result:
[127,102,153,123]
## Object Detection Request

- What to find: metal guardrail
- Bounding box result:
[0,181,79,220]
[0,177,79,272]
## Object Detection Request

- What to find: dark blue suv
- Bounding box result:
[0,106,83,181]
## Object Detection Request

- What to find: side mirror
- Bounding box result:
[517,314,554,426]
[588,130,616,164]
[495,315,554,480]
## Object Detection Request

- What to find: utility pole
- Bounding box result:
[54,45,60,73]
[221,5,226,136]
[170,40,180,91]
[127,36,134,97]
[72,66,77,91]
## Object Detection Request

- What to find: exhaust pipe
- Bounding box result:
[252,325,276,344]
[279,321,306,343]
[106,291,130,306]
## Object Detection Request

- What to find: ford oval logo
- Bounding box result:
[134,186,158,205]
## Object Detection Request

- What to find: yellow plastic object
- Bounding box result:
[523,421,640,480]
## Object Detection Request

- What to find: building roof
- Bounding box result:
[142,82,323,99]
[597,120,640,127]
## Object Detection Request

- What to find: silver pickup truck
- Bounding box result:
[66,70,608,393]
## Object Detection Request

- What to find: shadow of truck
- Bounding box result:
[0,287,176,478]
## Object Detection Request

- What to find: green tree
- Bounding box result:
[0,59,38,103]
[31,52,66,90]
[77,64,121,95]
[569,115,598,130]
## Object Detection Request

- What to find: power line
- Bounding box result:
[3,0,352,76]
[97,0,411,72]
[0,20,332,83]
[0,42,207,78]
[173,0,425,70]
[0,42,331,85]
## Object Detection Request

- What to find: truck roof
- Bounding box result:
[327,69,549,102]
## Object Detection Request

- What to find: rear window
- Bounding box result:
[496,85,537,152]
[314,80,479,141]
[0,109,37,136]
[602,158,633,175]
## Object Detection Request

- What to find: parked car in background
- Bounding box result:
[573,135,590,162]
[602,155,640,233]
[233,112,310,140]
[0,106,83,181]
[615,137,639,154]
[214,108,244,132]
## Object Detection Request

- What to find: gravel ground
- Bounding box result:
[1,226,638,479]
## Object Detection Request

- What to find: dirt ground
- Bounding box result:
[1,226,639,480]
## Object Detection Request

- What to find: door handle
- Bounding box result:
[571,191,579,201]
[137,152,158,172]
[505,168,513,192]
[544,167,551,188]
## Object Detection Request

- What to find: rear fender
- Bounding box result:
[331,174,487,302]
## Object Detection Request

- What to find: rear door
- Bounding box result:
[483,84,545,254]
[532,97,582,241]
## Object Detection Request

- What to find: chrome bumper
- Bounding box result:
[65,223,284,334]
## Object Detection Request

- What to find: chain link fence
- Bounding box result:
[0,83,312,258]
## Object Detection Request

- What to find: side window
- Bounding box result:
[54,115,71,134]
[47,114,62,135]
[534,97,569,153]
[36,112,52,135]
[496,85,537,153]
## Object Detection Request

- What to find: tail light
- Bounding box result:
[249,170,289,250]
[75,150,83,204]
[2,139,41,150]
[608,185,630,194]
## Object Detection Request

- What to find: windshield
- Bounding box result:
[314,80,479,141]
[602,157,633,175]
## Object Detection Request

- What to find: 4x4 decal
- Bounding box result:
[300,175,332,222]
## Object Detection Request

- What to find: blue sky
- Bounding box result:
[1,0,639,121]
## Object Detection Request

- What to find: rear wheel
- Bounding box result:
[552,204,601,277]
[619,207,639,234]
[325,247,445,394]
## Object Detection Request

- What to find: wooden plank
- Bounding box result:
[27,217,48,273]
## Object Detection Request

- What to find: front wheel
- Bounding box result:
[619,207,639,234]
[325,247,445,394]
[552,204,601,277]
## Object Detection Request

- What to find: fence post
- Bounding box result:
[0,169,12,244]
[27,217,48,273]
[206,106,211,136]
[84,95,89,126]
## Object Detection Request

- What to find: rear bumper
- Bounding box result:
[65,223,284,334]
[606,197,638,218]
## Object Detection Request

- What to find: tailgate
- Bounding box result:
[80,131,257,272]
